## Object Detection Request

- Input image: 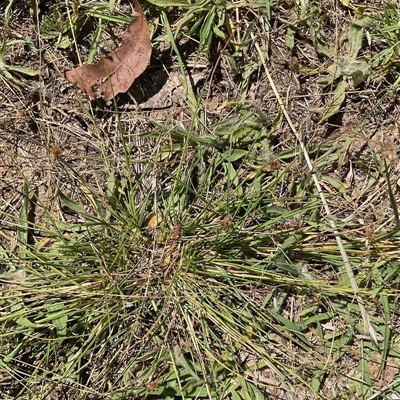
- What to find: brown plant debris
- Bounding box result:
[65,0,151,101]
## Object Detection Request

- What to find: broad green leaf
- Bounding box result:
[339,58,370,87]
[56,36,72,49]
[109,0,116,12]
[56,189,86,214]
[299,65,319,75]
[213,25,226,40]
[46,302,68,336]
[4,63,39,76]
[221,149,248,162]
[353,16,374,28]
[318,79,346,123]
[271,311,310,346]
[214,117,242,135]
[317,63,343,86]
[15,315,42,328]
[310,24,333,58]
[224,162,239,186]
[286,26,295,52]
[321,175,352,201]
[11,301,46,329]
[301,312,334,325]
[231,391,243,400]
[311,368,325,392]
[5,0,17,24]
[348,23,364,60]
[278,234,302,254]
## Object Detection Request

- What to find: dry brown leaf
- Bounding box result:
[144,212,162,228]
[65,0,151,101]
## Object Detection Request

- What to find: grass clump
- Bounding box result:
[2,0,400,399]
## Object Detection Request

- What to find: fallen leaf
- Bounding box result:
[65,0,151,101]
